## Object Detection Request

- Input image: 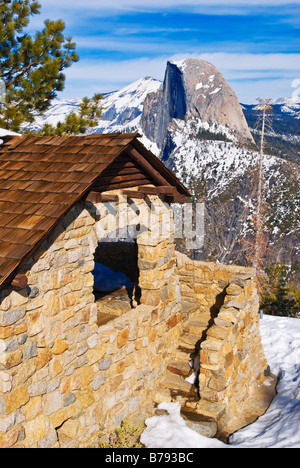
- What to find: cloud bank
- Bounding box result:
[63,52,299,103]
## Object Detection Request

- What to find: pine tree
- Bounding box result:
[37,93,103,136]
[261,263,300,318]
[0,0,79,131]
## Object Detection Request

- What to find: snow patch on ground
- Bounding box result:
[141,315,300,449]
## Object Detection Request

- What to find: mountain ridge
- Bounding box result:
[141,59,254,147]
[22,58,299,270]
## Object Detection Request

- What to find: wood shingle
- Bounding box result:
[0,132,190,290]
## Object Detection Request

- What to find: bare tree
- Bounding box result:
[252,98,275,277]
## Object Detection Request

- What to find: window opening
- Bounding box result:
[92,240,141,326]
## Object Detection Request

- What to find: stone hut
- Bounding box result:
[0,133,276,448]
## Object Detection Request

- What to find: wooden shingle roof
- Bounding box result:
[0,132,190,290]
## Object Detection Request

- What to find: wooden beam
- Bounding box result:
[165,194,187,204]
[107,167,146,177]
[96,172,150,186]
[108,161,137,170]
[137,185,177,196]
[120,190,145,199]
[127,145,173,188]
[85,188,187,205]
[11,274,28,290]
[85,192,119,203]
[137,185,186,203]
[92,177,153,192]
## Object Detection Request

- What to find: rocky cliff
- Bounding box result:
[24,58,299,272]
[141,59,254,147]
[139,60,298,270]
[163,115,299,270]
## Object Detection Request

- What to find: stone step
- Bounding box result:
[160,372,198,399]
[178,334,202,353]
[175,350,193,361]
[181,410,218,439]
[183,320,209,336]
[167,360,192,378]
[152,388,172,405]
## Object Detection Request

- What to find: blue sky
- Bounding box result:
[32,0,299,103]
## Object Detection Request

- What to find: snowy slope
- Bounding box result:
[141,314,300,449]
[98,76,161,133]
[271,96,300,119]
[159,116,299,263]
[27,97,82,133]
[160,117,262,198]
[24,73,299,266]
[27,76,161,136]
[0,129,19,136]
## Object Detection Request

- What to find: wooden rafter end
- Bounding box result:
[11,275,28,290]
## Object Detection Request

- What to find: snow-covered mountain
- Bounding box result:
[26,75,162,154]
[242,97,300,164]
[28,97,83,132]
[100,76,161,133]
[25,58,299,269]
[141,59,254,147]
[271,96,300,118]
[27,77,160,141]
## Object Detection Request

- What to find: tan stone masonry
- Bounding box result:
[174,252,277,439]
[0,193,276,447]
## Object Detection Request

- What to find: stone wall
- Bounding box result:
[0,193,182,448]
[0,193,275,448]
[176,252,275,438]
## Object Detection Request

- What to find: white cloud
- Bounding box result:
[40,0,298,9]
[174,52,300,73]
[67,52,300,82]
[36,0,299,19]
[232,78,295,103]
[64,56,167,85]
[62,52,300,103]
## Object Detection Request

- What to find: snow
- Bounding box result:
[195,83,210,91]
[0,128,19,137]
[210,87,221,95]
[25,97,82,133]
[170,59,188,72]
[163,117,286,202]
[271,96,300,119]
[141,402,227,449]
[0,128,20,145]
[104,77,161,113]
[272,96,300,106]
[141,315,300,449]
[25,76,162,135]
